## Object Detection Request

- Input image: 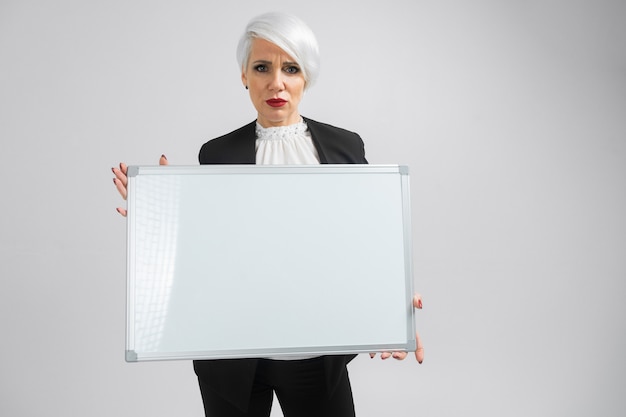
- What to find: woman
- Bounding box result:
[113,12,423,417]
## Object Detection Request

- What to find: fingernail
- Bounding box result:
[161,154,167,160]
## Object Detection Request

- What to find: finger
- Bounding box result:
[380,352,392,360]
[112,166,128,188]
[112,177,128,200]
[413,293,423,309]
[392,351,408,360]
[160,154,169,165]
[415,330,424,364]
[369,353,375,359]
[116,207,127,217]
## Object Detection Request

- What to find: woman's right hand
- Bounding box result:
[112,155,168,217]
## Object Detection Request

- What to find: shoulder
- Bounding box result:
[198,121,256,164]
[200,120,256,149]
[303,117,362,141]
[303,117,368,164]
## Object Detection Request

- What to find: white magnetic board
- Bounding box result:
[125,164,415,361]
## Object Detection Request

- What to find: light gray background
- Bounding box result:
[1,0,624,416]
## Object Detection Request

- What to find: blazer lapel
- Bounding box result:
[303,117,329,164]
[235,121,257,164]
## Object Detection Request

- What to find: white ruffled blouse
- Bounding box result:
[255,119,320,165]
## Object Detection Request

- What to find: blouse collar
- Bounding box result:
[255,118,308,141]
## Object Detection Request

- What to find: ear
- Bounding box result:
[241,70,248,89]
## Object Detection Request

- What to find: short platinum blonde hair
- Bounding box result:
[236,12,320,89]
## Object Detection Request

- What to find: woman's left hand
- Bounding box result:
[370,293,424,363]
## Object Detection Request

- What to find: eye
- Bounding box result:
[254,64,268,72]
[284,65,300,74]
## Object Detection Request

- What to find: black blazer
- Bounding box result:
[193,117,367,410]
[199,117,368,165]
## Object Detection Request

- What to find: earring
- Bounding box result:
[245,85,248,90]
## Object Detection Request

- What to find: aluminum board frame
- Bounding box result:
[125,164,415,361]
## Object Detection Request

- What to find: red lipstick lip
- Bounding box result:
[266,98,287,107]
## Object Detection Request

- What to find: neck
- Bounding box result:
[256,115,303,128]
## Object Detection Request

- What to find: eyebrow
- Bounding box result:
[250,59,300,67]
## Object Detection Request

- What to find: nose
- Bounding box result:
[268,69,285,91]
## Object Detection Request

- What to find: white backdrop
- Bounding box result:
[1,1,625,416]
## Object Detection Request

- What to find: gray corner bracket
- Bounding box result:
[127,166,139,178]
[399,165,409,175]
[125,350,138,362]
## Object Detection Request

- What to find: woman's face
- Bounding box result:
[241,38,306,127]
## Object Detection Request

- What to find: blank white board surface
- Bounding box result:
[125,164,415,361]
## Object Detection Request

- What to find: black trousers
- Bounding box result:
[197,357,356,417]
